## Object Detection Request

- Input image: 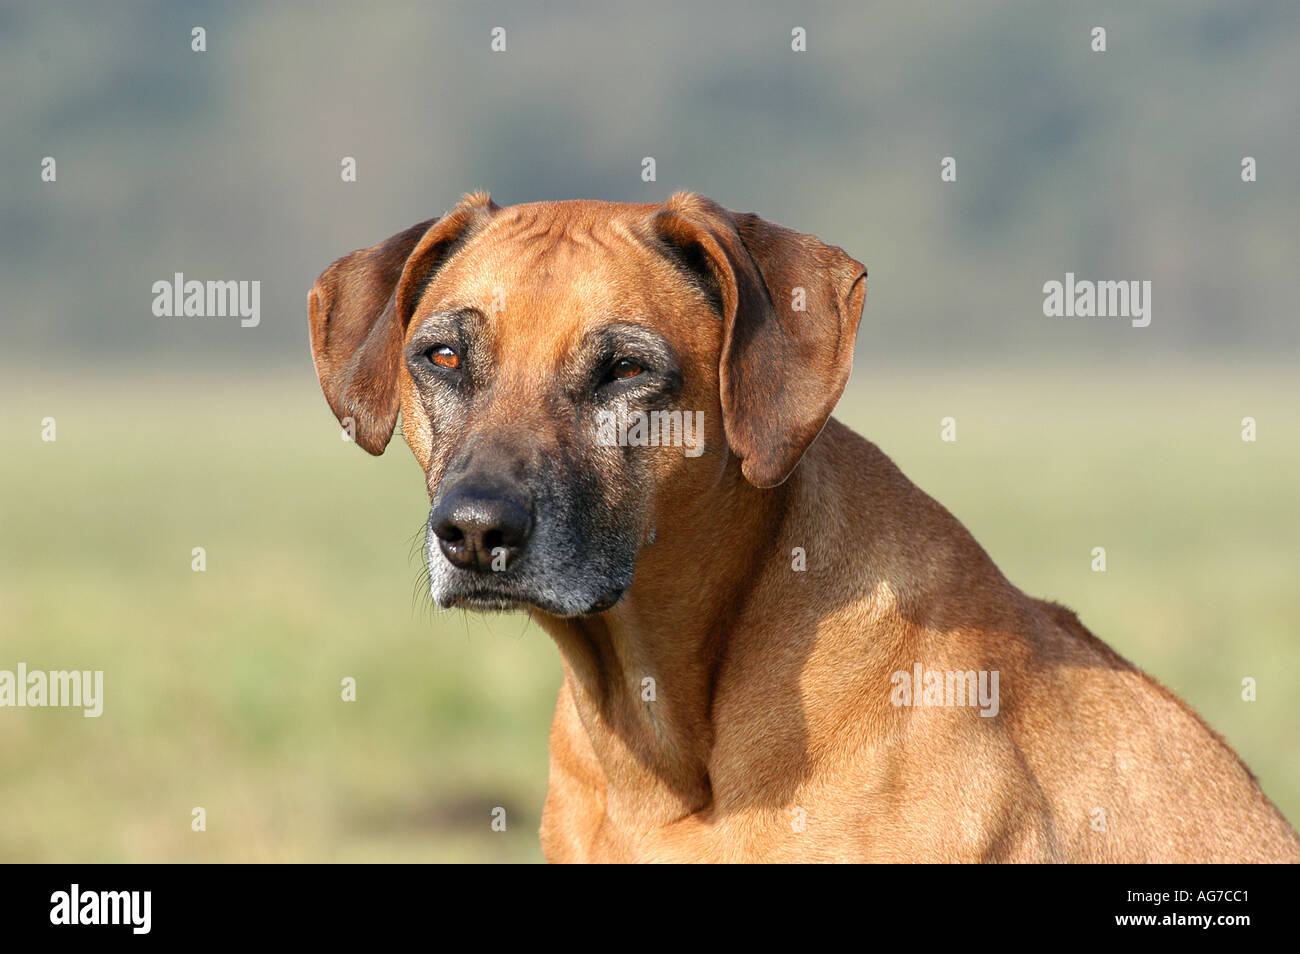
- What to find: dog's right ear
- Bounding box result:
[646,193,866,489]
[307,192,498,454]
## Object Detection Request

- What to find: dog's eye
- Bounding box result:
[427,345,460,370]
[610,359,644,380]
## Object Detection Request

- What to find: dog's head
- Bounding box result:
[308,192,866,617]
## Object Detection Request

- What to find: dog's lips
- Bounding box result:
[438,582,626,618]
[586,589,624,613]
[449,593,523,610]
[440,586,528,613]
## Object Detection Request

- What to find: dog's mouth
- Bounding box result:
[422,496,637,618]
[439,585,625,618]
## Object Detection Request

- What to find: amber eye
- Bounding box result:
[611,358,644,380]
[428,345,460,370]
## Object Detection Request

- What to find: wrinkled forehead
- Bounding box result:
[415,202,697,339]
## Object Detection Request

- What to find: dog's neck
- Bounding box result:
[537,452,797,829]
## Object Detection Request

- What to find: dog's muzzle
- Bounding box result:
[430,482,533,573]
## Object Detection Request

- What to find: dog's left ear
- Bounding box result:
[308,193,498,454]
[648,193,867,488]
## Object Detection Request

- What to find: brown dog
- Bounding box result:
[309,191,1300,862]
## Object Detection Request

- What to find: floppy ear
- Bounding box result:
[648,193,867,488]
[307,192,498,454]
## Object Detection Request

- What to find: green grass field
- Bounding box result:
[1,362,1297,862]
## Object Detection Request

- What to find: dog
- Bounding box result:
[308,191,1300,862]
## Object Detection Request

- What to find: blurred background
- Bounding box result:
[1,0,1297,862]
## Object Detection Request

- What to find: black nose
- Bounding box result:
[431,485,532,572]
